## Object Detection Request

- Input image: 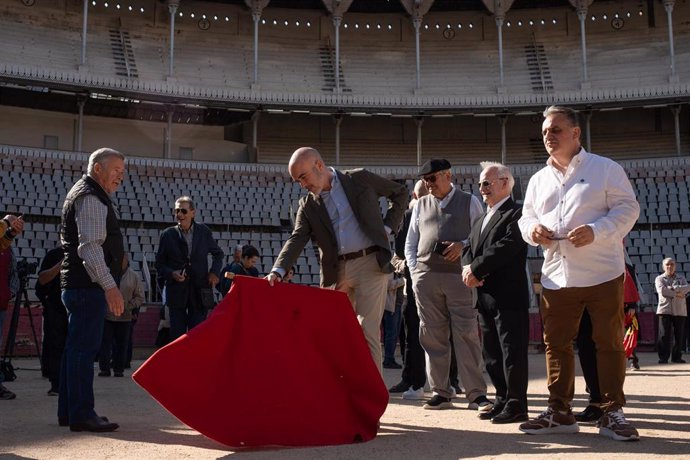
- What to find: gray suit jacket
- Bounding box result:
[274,169,408,288]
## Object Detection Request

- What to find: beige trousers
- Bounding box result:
[335,252,389,375]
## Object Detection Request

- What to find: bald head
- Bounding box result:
[288,147,332,194]
[413,180,428,199]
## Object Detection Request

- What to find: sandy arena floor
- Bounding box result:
[1,352,689,459]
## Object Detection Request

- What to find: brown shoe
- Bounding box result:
[519,407,579,435]
[597,408,640,441]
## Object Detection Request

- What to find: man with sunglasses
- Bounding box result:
[518,105,640,441]
[404,158,491,411]
[266,147,407,375]
[156,196,224,341]
[461,162,530,424]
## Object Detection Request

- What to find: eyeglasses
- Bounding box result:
[422,172,441,183]
[174,208,189,215]
[477,177,508,189]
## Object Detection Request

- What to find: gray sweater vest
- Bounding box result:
[416,190,472,273]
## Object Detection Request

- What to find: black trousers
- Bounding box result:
[42,300,68,389]
[478,304,529,412]
[401,270,426,389]
[576,309,601,405]
[99,320,132,374]
[658,314,686,362]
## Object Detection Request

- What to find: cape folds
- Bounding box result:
[133,275,388,447]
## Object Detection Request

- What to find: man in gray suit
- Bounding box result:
[266,147,408,374]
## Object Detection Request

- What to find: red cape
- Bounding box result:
[133,276,388,447]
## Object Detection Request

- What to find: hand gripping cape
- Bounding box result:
[132,276,388,448]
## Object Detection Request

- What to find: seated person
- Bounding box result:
[218,245,261,296]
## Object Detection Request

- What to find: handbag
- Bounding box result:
[199,287,216,310]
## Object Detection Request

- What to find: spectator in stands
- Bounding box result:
[266,147,408,375]
[98,254,144,377]
[382,272,405,369]
[155,196,224,341]
[219,244,260,296]
[59,147,125,432]
[0,214,23,400]
[461,161,530,424]
[36,243,67,396]
[654,257,689,364]
[232,245,243,265]
[518,106,640,441]
[405,159,491,412]
[284,266,296,283]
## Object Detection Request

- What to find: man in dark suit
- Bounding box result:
[156,196,224,341]
[461,161,530,424]
[266,147,408,374]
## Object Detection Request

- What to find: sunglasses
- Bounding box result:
[477,178,507,189]
[422,172,441,183]
[174,208,189,215]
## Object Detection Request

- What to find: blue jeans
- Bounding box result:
[383,302,402,364]
[58,288,107,424]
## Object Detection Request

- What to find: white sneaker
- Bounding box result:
[402,386,425,400]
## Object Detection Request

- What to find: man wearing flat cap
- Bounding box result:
[405,159,492,411]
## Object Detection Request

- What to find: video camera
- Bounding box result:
[16,259,38,278]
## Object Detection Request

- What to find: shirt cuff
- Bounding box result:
[271,267,286,279]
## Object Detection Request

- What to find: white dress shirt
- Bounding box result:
[480,195,510,234]
[518,148,640,289]
[405,184,484,269]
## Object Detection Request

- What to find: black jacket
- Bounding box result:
[461,198,529,311]
[155,222,224,309]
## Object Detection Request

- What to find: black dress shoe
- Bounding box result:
[574,404,603,422]
[491,409,529,424]
[478,404,504,420]
[98,371,111,377]
[383,361,402,369]
[113,372,124,377]
[671,359,686,363]
[60,416,109,427]
[70,416,119,432]
[388,381,410,393]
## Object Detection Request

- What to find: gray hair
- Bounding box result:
[87,148,125,175]
[543,105,580,127]
[662,257,676,266]
[175,196,195,210]
[480,161,515,191]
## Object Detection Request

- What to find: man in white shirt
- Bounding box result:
[517,106,640,441]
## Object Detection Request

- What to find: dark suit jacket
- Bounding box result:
[274,169,408,288]
[461,198,529,311]
[155,222,224,309]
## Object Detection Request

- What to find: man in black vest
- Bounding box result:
[58,148,125,433]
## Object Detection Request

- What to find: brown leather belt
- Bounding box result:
[338,245,379,262]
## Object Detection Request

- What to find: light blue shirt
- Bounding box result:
[320,168,376,255]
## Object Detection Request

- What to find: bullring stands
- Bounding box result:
[2,146,690,307]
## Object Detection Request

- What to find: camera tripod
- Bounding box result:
[1,273,41,382]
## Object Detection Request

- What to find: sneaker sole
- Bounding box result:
[423,402,454,410]
[519,424,580,435]
[599,427,640,441]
